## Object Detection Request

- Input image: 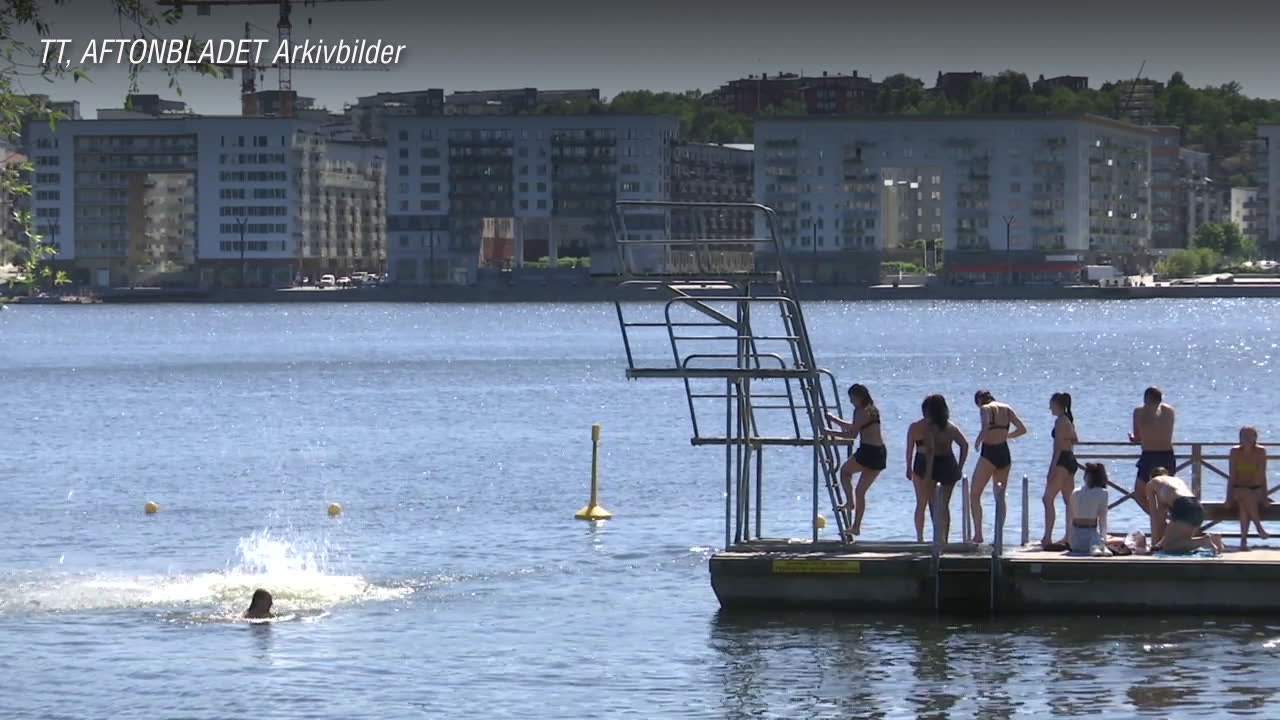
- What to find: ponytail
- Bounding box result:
[1052,392,1074,424]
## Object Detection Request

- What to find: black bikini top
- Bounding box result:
[985,405,1009,431]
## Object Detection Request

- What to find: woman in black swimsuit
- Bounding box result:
[905,394,970,543]
[970,390,1027,544]
[822,383,887,537]
[1043,392,1079,548]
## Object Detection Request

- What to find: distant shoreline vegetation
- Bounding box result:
[532,72,1280,186]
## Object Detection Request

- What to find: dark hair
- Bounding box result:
[847,383,875,412]
[1051,392,1074,424]
[1144,386,1163,404]
[250,589,273,609]
[974,389,995,406]
[1150,466,1169,478]
[922,394,949,431]
[1083,462,1108,489]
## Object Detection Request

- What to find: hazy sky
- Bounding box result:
[13,0,1280,116]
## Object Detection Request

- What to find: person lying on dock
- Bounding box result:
[1228,426,1270,549]
[822,384,887,537]
[1130,386,1176,514]
[244,589,275,619]
[1147,470,1224,555]
[1067,463,1109,556]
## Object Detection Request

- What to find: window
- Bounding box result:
[421,183,441,193]
[518,182,529,192]
[536,182,546,192]
[1011,183,1021,193]
[421,166,440,176]
[420,147,440,159]
[520,199,529,209]
[537,199,547,209]
[399,148,408,159]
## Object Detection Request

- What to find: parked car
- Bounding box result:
[319,274,336,287]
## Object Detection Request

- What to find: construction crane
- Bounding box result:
[156,0,386,115]
[218,21,388,116]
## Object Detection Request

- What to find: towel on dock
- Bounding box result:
[1153,547,1219,558]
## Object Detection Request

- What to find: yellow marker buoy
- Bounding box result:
[144,501,159,515]
[815,514,827,529]
[327,502,342,517]
[575,423,613,521]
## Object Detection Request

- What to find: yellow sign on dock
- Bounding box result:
[772,559,862,575]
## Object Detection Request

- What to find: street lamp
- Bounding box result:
[1002,215,1015,286]
[236,217,247,288]
[811,222,818,282]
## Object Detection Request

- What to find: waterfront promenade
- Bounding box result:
[11,278,1280,304]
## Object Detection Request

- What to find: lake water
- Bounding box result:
[2,299,1280,718]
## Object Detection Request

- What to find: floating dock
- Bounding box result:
[609,201,1280,616]
[710,540,1280,614]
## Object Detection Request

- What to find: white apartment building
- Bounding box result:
[384,114,678,284]
[1258,125,1280,255]
[755,114,1155,284]
[1230,187,1264,245]
[24,116,385,288]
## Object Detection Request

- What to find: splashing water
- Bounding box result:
[0,529,410,617]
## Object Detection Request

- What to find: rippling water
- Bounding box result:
[2,299,1279,718]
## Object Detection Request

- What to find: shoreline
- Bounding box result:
[9,282,1280,304]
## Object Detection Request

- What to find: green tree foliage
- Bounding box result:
[1158,247,1221,278]
[1193,222,1248,258]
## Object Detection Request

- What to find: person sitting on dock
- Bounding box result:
[1130,386,1176,514]
[822,383,887,537]
[1067,463,1109,556]
[1228,426,1270,549]
[244,589,275,620]
[1147,470,1224,555]
[1043,392,1080,548]
[906,394,969,544]
[970,390,1027,545]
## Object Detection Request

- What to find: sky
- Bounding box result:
[11,0,1280,116]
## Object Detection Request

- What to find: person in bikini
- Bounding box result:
[1043,392,1080,548]
[1147,470,1224,555]
[822,383,887,537]
[1228,425,1270,549]
[905,394,970,543]
[969,390,1027,544]
[1130,386,1176,514]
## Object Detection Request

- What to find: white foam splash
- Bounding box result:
[0,530,411,616]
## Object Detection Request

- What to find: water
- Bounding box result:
[2,299,1280,718]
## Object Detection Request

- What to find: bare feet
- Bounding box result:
[971,535,985,545]
[1039,537,1052,549]
[1257,526,1271,539]
[1209,534,1225,554]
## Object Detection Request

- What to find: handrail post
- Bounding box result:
[961,475,971,543]
[992,482,1007,614]
[1191,443,1203,499]
[931,482,943,611]
[1021,474,1030,547]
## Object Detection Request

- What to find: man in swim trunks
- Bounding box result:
[1146,470,1223,555]
[1130,386,1176,514]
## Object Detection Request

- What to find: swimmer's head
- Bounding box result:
[1143,386,1163,405]
[245,588,273,618]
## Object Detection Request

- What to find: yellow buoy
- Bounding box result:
[815,514,827,529]
[327,502,342,517]
[144,501,159,515]
[575,423,613,521]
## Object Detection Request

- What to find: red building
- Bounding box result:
[714,71,880,115]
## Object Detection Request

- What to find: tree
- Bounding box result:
[1159,249,1200,278]
[1194,222,1246,259]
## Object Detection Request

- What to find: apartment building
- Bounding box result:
[1231,187,1265,246]
[1258,125,1280,255]
[24,116,385,288]
[384,114,678,284]
[715,72,880,115]
[754,114,1155,284]
[445,88,601,116]
[1180,148,1223,245]
[348,90,445,140]
[671,142,754,240]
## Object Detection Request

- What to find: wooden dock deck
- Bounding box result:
[710,540,1280,614]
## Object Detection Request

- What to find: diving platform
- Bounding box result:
[609,202,1280,615]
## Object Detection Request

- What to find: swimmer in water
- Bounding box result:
[244,589,275,619]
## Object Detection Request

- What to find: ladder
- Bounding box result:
[611,201,855,546]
